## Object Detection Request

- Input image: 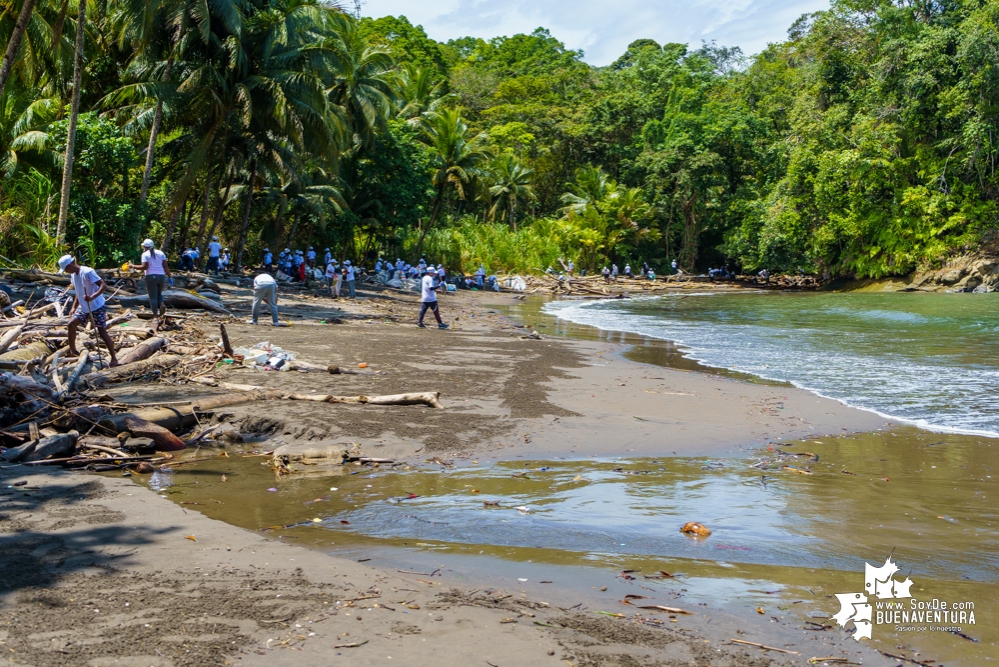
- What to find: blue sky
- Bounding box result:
[359,0,830,66]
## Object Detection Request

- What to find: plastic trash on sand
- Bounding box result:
[232,341,297,370]
[504,276,527,291]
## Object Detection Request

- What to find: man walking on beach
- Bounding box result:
[418,267,448,329]
[249,272,287,326]
[59,255,119,367]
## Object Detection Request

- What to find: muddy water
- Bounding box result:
[142,425,998,663]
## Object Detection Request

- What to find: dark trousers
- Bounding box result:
[419,301,441,324]
[145,274,166,313]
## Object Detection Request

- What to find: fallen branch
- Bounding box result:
[78,442,130,458]
[65,349,90,392]
[0,325,24,355]
[50,349,65,395]
[190,377,443,408]
[727,639,799,655]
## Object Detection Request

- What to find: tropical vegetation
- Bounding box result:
[2,0,998,277]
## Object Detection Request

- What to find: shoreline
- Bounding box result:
[0,286,977,666]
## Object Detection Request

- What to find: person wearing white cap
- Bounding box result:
[130,239,172,318]
[59,255,119,367]
[207,235,222,275]
[343,260,355,299]
[475,264,486,288]
[262,247,273,270]
[324,248,332,265]
[418,265,448,329]
[306,246,316,267]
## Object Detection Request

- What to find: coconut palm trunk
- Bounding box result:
[0,0,36,100]
[234,158,257,271]
[192,173,213,249]
[414,183,445,258]
[55,0,87,244]
[139,56,174,203]
[198,165,235,268]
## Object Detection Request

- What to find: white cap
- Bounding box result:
[57,255,75,273]
[142,239,154,248]
[264,247,269,251]
[344,260,351,265]
[325,248,330,251]
[285,248,290,252]
[213,235,218,240]
[309,246,313,250]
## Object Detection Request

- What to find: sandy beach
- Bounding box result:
[0,285,942,666]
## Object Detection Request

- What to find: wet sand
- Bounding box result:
[0,284,974,666]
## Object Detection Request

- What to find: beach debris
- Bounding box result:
[680,521,711,536]
[124,417,187,451]
[185,535,197,542]
[756,606,765,614]
[727,639,798,655]
[515,505,529,513]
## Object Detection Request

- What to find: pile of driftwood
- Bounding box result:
[1,273,443,473]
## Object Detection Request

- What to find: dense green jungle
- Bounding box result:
[2,0,998,277]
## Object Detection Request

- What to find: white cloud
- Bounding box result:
[360,0,829,66]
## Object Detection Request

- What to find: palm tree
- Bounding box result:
[55,0,86,244]
[325,15,394,150]
[487,154,533,230]
[415,107,492,256]
[394,62,450,120]
[0,0,38,100]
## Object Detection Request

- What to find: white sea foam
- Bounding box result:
[545,294,999,438]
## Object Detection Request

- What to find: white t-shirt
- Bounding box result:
[253,273,276,288]
[142,249,167,275]
[345,266,355,280]
[325,263,337,279]
[72,266,106,312]
[208,241,222,258]
[421,274,437,303]
[307,250,316,261]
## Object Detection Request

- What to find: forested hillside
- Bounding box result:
[2,0,998,277]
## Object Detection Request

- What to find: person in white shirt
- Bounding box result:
[207,236,222,275]
[418,267,448,329]
[250,272,286,325]
[324,248,332,265]
[307,246,317,267]
[436,264,446,290]
[567,259,575,276]
[263,248,273,270]
[375,258,383,273]
[130,239,172,317]
[343,260,356,299]
[59,255,119,367]
[475,264,486,288]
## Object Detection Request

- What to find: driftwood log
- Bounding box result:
[24,431,79,462]
[116,337,167,365]
[124,416,186,451]
[114,290,229,314]
[65,349,90,391]
[190,377,443,408]
[0,325,24,355]
[82,354,181,387]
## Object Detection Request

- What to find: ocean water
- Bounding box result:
[544,291,999,436]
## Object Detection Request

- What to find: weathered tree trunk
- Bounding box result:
[24,431,78,462]
[161,192,185,255]
[55,0,87,244]
[285,210,301,250]
[0,0,36,100]
[82,354,181,388]
[192,174,213,250]
[139,57,175,203]
[234,157,257,271]
[414,182,446,258]
[116,337,167,365]
[198,165,235,268]
[273,193,287,246]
